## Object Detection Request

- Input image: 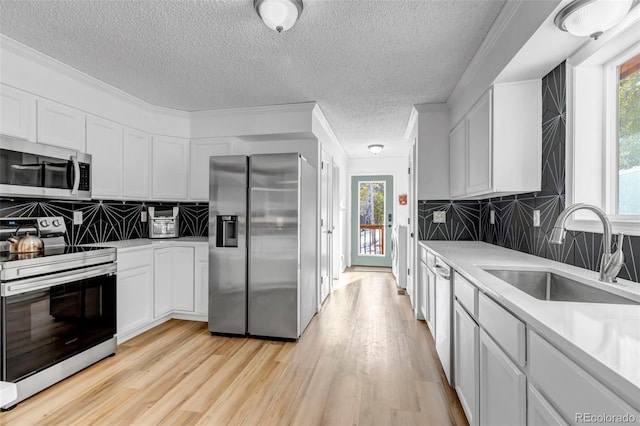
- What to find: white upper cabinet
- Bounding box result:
[152,135,189,200]
[36,99,86,152]
[449,119,467,198]
[86,116,123,199]
[413,105,451,200]
[123,128,151,199]
[0,84,36,141]
[189,138,233,201]
[466,90,492,194]
[450,80,542,199]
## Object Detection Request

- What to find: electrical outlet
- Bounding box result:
[533,210,541,227]
[490,210,495,225]
[433,211,446,224]
[73,211,83,225]
[141,211,147,222]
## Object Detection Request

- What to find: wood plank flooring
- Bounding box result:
[0,269,467,425]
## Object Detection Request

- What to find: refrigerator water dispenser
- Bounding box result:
[216,215,238,247]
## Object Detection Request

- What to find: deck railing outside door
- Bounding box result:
[359,224,384,255]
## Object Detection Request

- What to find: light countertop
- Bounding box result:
[419,241,640,408]
[85,237,207,252]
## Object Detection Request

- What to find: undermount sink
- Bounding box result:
[484,269,639,305]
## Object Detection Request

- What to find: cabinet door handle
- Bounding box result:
[435,265,450,280]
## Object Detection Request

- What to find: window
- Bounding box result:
[567,16,640,236]
[617,53,640,215]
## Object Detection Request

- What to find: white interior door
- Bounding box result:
[332,161,341,279]
[320,152,332,303]
[407,142,416,299]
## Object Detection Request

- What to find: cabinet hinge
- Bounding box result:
[320,218,324,227]
[408,167,411,175]
[408,218,411,225]
[408,268,410,276]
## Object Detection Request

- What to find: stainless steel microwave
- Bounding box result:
[0,136,91,200]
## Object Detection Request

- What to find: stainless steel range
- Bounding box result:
[0,216,117,410]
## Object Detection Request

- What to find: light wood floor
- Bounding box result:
[1,269,467,426]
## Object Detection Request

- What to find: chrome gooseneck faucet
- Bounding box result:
[549,203,625,283]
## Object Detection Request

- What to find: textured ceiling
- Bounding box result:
[0,0,505,158]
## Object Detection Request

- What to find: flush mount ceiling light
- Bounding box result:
[254,0,303,33]
[554,0,633,40]
[368,144,384,155]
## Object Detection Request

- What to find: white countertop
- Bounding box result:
[419,241,640,407]
[85,237,207,252]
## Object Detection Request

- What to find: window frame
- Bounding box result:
[604,45,640,219]
[565,15,640,236]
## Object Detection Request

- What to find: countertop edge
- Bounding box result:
[83,237,208,252]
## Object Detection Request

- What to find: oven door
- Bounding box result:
[1,264,116,382]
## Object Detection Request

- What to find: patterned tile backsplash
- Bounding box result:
[0,198,208,246]
[418,62,640,283]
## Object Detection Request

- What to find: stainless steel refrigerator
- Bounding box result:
[208,153,317,340]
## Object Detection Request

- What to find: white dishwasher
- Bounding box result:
[434,257,454,386]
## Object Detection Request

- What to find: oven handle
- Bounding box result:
[1,263,116,297]
[71,155,80,196]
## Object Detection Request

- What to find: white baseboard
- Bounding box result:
[116,311,207,345]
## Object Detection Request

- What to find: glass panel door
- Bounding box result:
[351,175,393,267]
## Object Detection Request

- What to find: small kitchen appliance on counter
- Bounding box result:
[0,216,117,410]
[148,207,179,239]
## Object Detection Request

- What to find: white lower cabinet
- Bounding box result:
[194,245,209,315]
[527,384,568,426]
[479,328,526,426]
[426,267,435,336]
[418,260,427,320]
[153,246,195,316]
[454,301,479,426]
[153,247,173,317]
[528,330,640,422]
[171,246,195,312]
[116,249,153,340]
[116,242,206,343]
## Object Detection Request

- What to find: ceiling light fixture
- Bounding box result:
[368,144,384,155]
[554,0,633,40]
[254,0,303,33]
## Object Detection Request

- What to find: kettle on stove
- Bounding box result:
[7,225,44,253]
